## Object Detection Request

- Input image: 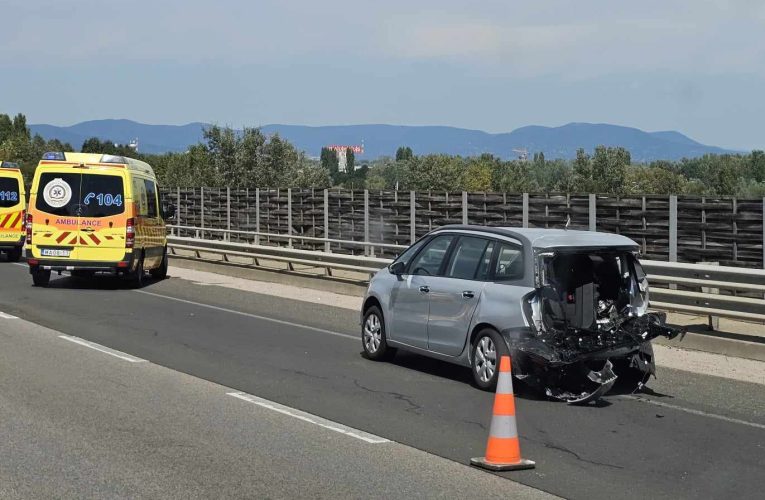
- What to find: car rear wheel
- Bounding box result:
[31,267,51,287]
[150,247,168,280]
[129,254,145,289]
[362,306,396,361]
[7,247,21,262]
[471,328,508,391]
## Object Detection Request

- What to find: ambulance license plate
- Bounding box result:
[41,248,71,257]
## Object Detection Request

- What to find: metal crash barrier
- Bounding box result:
[167,226,765,324]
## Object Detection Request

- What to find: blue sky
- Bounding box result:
[1,0,763,150]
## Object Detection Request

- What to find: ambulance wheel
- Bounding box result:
[7,247,21,262]
[129,255,145,288]
[31,267,51,287]
[150,247,168,280]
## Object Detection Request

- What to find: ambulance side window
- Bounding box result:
[133,179,149,217]
[144,180,158,218]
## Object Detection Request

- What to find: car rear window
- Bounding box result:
[36,173,125,217]
[0,177,21,208]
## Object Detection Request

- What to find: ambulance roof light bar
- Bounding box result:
[0,161,20,168]
[100,154,128,164]
[42,152,66,161]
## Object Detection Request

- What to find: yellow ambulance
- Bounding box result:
[0,161,26,262]
[26,152,173,287]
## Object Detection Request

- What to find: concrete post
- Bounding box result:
[324,189,330,253]
[176,186,181,232]
[669,195,678,262]
[200,187,204,239]
[462,191,468,225]
[522,193,529,228]
[287,188,293,248]
[410,191,416,244]
[589,194,596,232]
[255,188,260,246]
[226,187,231,242]
[364,189,370,256]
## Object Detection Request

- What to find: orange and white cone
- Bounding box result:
[471,355,535,471]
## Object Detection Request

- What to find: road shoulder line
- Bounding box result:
[58,334,147,363]
[227,392,390,444]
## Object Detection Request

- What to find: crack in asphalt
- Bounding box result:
[526,436,624,470]
[352,379,423,414]
[281,368,329,380]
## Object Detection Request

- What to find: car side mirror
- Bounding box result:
[162,203,176,221]
[389,261,406,275]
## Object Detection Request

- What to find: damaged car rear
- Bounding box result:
[361,225,684,404]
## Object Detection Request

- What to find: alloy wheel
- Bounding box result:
[475,336,497,383]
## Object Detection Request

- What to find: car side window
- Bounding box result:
[494,242,524,280]
[393,238,428,269]
[446,236,490,280]
[133,178,149,217]
[144,179,158,218]
[409,235,454,276]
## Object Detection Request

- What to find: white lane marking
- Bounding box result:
[0,312,18,319]
[12,263,26,268]
[619,395,765,430]
[134,290,357,341]
[58,335,147,363]
[227,392,389,444]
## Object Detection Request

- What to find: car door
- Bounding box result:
[388,234,456,349]
[427,236,494,356]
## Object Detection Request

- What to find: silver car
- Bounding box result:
[360,225,683,404]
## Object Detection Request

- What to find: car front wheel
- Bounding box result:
[361,306,396,361]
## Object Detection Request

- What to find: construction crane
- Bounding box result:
[512,148,528,161]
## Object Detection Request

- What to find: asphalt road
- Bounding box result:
[1,262,763,499]
[0,315,547,499]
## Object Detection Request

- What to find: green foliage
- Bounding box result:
[462,155,495,191]
[396,146,413,161]
[81,137,136,156]
[320,147,339,173]
[5,111,765,196]
[346,148,355,171]
[405,155,465,191]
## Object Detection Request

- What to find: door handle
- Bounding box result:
[462,291,475,299]
[81,228,95,233]
[419,286,430,293]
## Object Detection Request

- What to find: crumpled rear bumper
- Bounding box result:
[500,312,685,404]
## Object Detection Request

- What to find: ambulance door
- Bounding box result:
[0,171,25,245]
[76,171,128,262]
[33,172,82,260]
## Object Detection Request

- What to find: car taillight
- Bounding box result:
[126,218,135,248]
[26,213,32,243]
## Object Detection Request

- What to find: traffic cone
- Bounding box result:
[471,355,535,471]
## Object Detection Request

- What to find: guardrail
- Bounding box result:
[167,228,765,324]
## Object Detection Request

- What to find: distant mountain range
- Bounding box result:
[29,119,737,162]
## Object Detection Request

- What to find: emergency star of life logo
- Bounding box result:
[43,178,72,208]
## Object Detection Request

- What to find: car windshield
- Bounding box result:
[0,177,21,208]
[36,172,125,217]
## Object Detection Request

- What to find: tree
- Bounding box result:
[492,160,532,192]
[395,146,413,161]
[406,154,464,191]
[320,147,339,172]
[590,146,629,194]
[748,150,765,183]
[462,155,495,191]
[346,147,355,171]
[292,162,332,188]
[572,148,592,192]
